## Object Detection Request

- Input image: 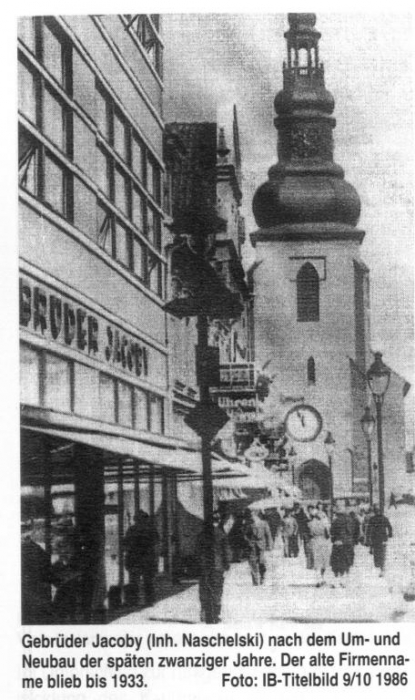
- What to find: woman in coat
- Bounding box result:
[308,504,331,586]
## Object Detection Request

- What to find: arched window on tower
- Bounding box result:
[307,356,316,384]
[297,263,319,322]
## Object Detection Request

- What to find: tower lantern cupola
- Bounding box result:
[252,13,363,241]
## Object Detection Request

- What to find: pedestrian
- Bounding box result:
[309,504,331,586]
[367,505,393,577]
[198,511,231,623]
[346,504,361,569]
[389,491,397,509]
[282,509,299,558]
[330,502,353,587]
[21,520,56,624]
[293,502,312,567]
[123,509,159,607]
[243,509,273,585]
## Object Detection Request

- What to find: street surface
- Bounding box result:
[113,506,415,625]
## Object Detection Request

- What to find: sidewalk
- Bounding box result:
[112,506,415,625]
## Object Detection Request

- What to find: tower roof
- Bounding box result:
[252,13,363,239]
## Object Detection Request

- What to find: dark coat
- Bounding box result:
[367,514,392,545]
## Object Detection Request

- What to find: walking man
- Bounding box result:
[367,505,393,577]
[123,509,159,606]
[244,509,273,585]
[198,510,232,623]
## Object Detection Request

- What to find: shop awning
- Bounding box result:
[22,424,202,474]
[21,425,252,479]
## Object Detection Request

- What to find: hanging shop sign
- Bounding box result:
[19,275,165,384]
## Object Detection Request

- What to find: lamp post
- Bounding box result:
[360,406,376,506]
[366,352,391,515]
[288,446,297,487]
[324,431,335,517]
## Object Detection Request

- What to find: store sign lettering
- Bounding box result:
[19,278,148,378]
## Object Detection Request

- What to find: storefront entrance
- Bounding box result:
[21,428,179,624]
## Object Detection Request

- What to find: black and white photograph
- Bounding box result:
[15,6,415,639]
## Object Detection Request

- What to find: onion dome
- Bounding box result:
[252,14,362,238]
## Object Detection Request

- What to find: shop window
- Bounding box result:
[96,203,114,255]
[18,60,38,124]
[44,353,72,413]
[99,374,116,423]
[20,344,41,406]
[134,387,149,431]
[149,395,164,434]
[297,262,320,322]
[118,381,134,427]
[115,220,131,268]
[74,364,99,418]
[307,356,316,384]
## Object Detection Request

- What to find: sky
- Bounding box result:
[163,13,414,387]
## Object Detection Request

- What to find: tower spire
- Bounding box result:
[252,13,363,240]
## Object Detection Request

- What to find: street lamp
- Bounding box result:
[366,352,391,514]
[360,406,376,506]
[324,431,335,516]
[288,446,297,487]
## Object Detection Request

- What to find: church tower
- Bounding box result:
[251,14,371,500]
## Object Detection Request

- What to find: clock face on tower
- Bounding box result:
[284,404,323,442]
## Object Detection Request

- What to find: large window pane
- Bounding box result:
[118,381,133,427]
[96,203,114,255]
[148,255,162,296]
[44,155,65,214]
[18,61,37,124]
[18,17,37,53]
[20,344,40,405]
[133,237,144,279]
[114,168,129,214]
[132,135,144,181]
[148,208,161,249]
[132,189,144,233]
[74,363,99,418]
[43,22,63,85]
[96,148,111,196]
[115,221,131,268]
[147,159,161,203]
[19,127,38,195]
[44,353,72,412]
[149,395,163,434]
[43,89,65,150]
[96,88,110,140]
[134,387,148,431]
[99,374,116,423]
[114,111,128,161]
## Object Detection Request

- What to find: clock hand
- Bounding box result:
[296,409,305,427]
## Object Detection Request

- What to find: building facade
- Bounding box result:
[18,14,206,623]
[251,14,410,502]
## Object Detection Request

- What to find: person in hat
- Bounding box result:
[123,509,159,606]
[198,510,232,623]
[367,505,393,576]
[243,509,273,585]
